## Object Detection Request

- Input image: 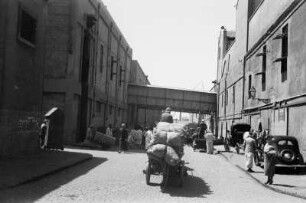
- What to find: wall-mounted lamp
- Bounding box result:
[249,86,270,104]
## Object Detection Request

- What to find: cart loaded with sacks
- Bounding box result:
[145,122,186,187]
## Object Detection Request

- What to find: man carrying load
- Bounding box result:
[160,107,173,123]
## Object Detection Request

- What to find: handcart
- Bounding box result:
[192,138,206,152]
[145,154,185,188]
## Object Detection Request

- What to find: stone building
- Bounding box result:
[42,0,133,143]
[130,60,151,86]
[0,0,48,156]
[0,0,148,155]
[216,0,306,158]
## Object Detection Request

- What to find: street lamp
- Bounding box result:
[249,86,271,104]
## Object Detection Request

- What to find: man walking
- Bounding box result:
[204,130,215,154]
[119,123,128,153]
[243,132,256,172]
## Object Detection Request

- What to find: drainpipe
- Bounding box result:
[114,36,122,127]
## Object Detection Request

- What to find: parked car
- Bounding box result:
[227,122,251,154]
[254,135,306,172]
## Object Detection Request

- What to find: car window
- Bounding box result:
[277,140,294,146]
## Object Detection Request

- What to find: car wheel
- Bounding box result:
[280,149,296,163]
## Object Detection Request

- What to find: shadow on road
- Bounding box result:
[161,175,213,198]
[272,183,296,188]
[0,157,107,202]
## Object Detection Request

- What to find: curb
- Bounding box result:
[1,154,93,190]
[219,152,306,200]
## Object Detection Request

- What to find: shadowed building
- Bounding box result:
[0,0,48,156]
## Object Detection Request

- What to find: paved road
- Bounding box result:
[0,146,304,203]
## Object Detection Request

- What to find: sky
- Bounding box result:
[102,0,237,91]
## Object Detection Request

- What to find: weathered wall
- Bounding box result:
[248,0,294,49]
[0,0,47,156]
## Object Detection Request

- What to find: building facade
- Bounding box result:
[0,0,149,156]
[216,0,306,158]
[42,0,133,143]
[0,0,48,156]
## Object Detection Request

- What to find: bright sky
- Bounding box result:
[102,0,237,91]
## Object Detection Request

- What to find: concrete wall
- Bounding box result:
[42,0,133,143]
[248,0,294,49]
[130,60,150,86]
[0,0,47,156]
[216,0,249,137]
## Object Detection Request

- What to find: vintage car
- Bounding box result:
[228,122,251,154]
[254,135,306,172]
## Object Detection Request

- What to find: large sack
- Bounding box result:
[149,131,167,146]
[150,131,182,148]
[156,122,174,132]
[147,144,167,159]
[95,132,115,146]
[160,112,173,123]
[171,123,185,133]
[166,132,182,147]
[165,146,181,166]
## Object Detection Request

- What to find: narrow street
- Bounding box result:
[0,146,304,203]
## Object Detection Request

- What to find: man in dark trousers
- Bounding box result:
[118,123,128,153]
[198,119,207,139]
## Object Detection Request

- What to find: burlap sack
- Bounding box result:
[149,130,168,146]
[147,144,167,159]
[156,122,174,132]
[166,132,182,147]
[165,146,181,166]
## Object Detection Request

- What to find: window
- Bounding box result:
[281,24,288,82]
[119,65,123,86]
[262,45,266,91]
[96,102,102,114]
[109,105,113,115]
[100,45,104,73]
[18,8,37,46]
[248,0,264,19]
[110,56,114,80]
[221,94,224,107]
[248,75,252,99]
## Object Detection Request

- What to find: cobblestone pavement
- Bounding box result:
[0,146,304,203]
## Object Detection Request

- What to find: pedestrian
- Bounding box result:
[106,124,112,137]
[40,119,48,148]
[119,123,128,153]
[86,124,97,141]
[264,136,277,185]
[144,126,153,150]
[197,119,207,139]
[243,131,256,172]
[160,107,173,123]
[204,129,215,154]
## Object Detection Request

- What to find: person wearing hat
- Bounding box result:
[160,107,173,123]
[263,136,277,184]
[197,119,207,139]
[243,131,256,172]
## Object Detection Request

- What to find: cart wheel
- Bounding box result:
[161,164,169,188]
[146,162,151,185]
[235,144,240,154]
[179,163,184,187]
